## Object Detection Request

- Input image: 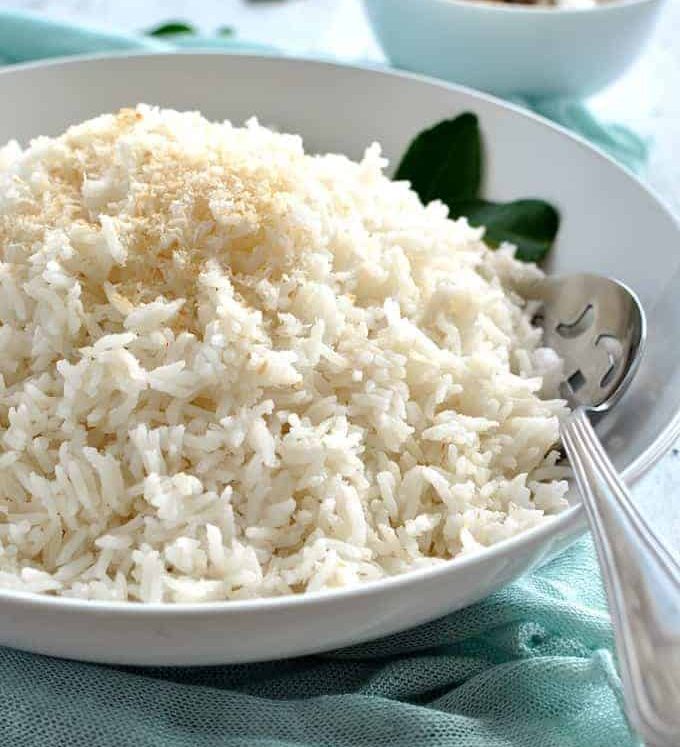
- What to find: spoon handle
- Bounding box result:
[561,407,680,747]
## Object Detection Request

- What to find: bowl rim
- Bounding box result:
[365,0,662,16]
[0,50,677,616]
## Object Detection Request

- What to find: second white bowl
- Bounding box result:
[363,0,663,97]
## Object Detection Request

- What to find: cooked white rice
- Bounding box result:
[0,106,569,602]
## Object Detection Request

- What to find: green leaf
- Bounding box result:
[217,26,234,37]
[395,114,481,205]
[147,21,197,37]
[452,199,559,263]
[396,112,560,263]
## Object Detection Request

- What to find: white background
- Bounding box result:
[1,0,678,544]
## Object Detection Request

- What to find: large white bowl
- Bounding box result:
[0,53,678,665]
[363,0,664,97]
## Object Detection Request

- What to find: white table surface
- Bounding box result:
[1,0,679,547]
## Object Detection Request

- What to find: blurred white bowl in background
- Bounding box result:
[363,0,663,97]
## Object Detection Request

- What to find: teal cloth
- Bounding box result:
[0,9,644,747]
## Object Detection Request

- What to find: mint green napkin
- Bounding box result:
[0,11,275,61]
[0,9,641,747]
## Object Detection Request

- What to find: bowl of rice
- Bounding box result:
[0,53,677,665]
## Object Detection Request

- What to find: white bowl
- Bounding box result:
[0,53,678,665]
[363,0,663,97]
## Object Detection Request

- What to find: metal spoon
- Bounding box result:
[530,273,680,747]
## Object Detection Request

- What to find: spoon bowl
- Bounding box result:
[529,273,646,411]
